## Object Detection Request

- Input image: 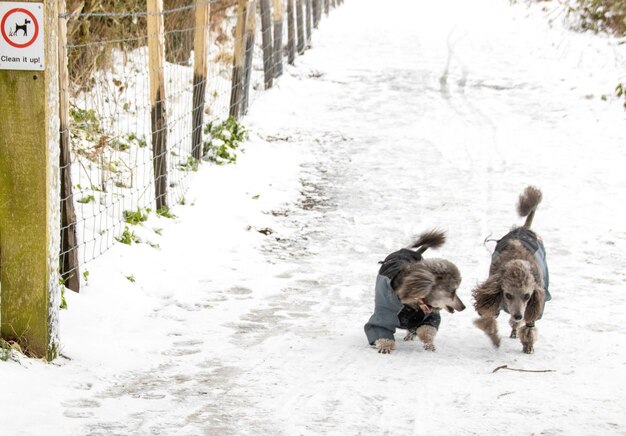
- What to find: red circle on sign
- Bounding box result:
[1,8,39,49]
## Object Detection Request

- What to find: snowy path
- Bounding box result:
[3,0,626,435]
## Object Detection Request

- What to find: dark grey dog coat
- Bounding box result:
[493,228,552,317]
[364,249,441,345]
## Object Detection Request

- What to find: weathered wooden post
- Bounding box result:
[296,0,304,54]
[286,0,295,64]
[240,0,256,115]
[58,0,80,292]
[192,0,210,160]
[229,0,248,119]
[259,0,273,89]
[271,0,283,78]
[0,0,61,360]
[312,0,320,28]
[305,0,312,46]
[147,0,168,210]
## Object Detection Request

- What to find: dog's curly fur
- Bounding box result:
[374,230,465,353]
[472,186,547,354]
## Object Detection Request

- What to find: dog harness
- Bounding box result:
[492,228,552,317]
[364,249,441,345]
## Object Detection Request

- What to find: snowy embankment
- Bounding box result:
[1,0,625,435]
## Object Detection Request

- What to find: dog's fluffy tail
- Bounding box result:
[517,186,542,229]
[410,229,446,255]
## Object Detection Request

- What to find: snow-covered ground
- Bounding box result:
[2,0,626,434]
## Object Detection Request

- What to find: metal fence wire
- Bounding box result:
[58,0,343,291]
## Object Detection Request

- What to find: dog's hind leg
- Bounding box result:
[518,324,537,354]
[403,329,417,342]
[474,316,501,348]
[416,325,437,352]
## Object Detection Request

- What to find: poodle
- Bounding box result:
[472,186,551,354]
[364,230,465,354]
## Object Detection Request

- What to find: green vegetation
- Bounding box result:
[203,117,248,165]
[157,206,177,219]
[123,208,149,225]
[115,226,141,245]
[178,156,200,172]
[60,287,68,310]
[110,133,148,152]
[70,106,102,141]
[77,195,95,204]
[0,339,12,362]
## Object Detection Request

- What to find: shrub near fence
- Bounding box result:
[0,0,343,360]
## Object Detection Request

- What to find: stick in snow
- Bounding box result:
[492,364,556,374]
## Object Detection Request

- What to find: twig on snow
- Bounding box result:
[492,364,556,374]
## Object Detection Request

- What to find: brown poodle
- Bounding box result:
[364,230,465,354]
[472,186,551,354]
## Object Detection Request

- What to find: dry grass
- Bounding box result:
[65,0,238,89]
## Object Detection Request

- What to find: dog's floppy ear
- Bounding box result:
[472,275,502,318]
[396,267,436,302]
[524,286,545,323]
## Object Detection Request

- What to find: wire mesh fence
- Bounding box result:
[58,0,343,291]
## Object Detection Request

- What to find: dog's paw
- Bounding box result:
[518,325,537,354]
[415,325,438,352]
[403,331,417,341]
[375,338,395,354]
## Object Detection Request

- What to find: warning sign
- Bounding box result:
[0,2,44,71]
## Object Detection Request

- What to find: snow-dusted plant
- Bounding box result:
[565,0,626,35]
[203,117,248,165]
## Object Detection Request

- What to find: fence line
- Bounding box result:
[56,0,343,294]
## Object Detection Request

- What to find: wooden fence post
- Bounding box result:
[0,0,61,360]
[287,0,295,64]
[305,0,312,46]
[259,0,273,89]
[229,0,248,119]
[58,0,80,292]
[271,0,283,78]
[147,0,168,210]
[241,0,257,116]
[296,0,305,54]
[192,0,210,160]
[313,0,320,28]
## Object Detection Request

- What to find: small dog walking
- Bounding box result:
[364,230,465,354]
[472,186,551,354]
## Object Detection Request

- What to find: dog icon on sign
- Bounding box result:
[13,18,31,36]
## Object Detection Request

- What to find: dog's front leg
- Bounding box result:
[474,316,501,348]
[509,318,522,338]
[415,325,437,352]
[518,324,537,354]
[374,338,395,354]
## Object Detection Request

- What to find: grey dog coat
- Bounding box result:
[364,249,441,345]
[493,228,552,316]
